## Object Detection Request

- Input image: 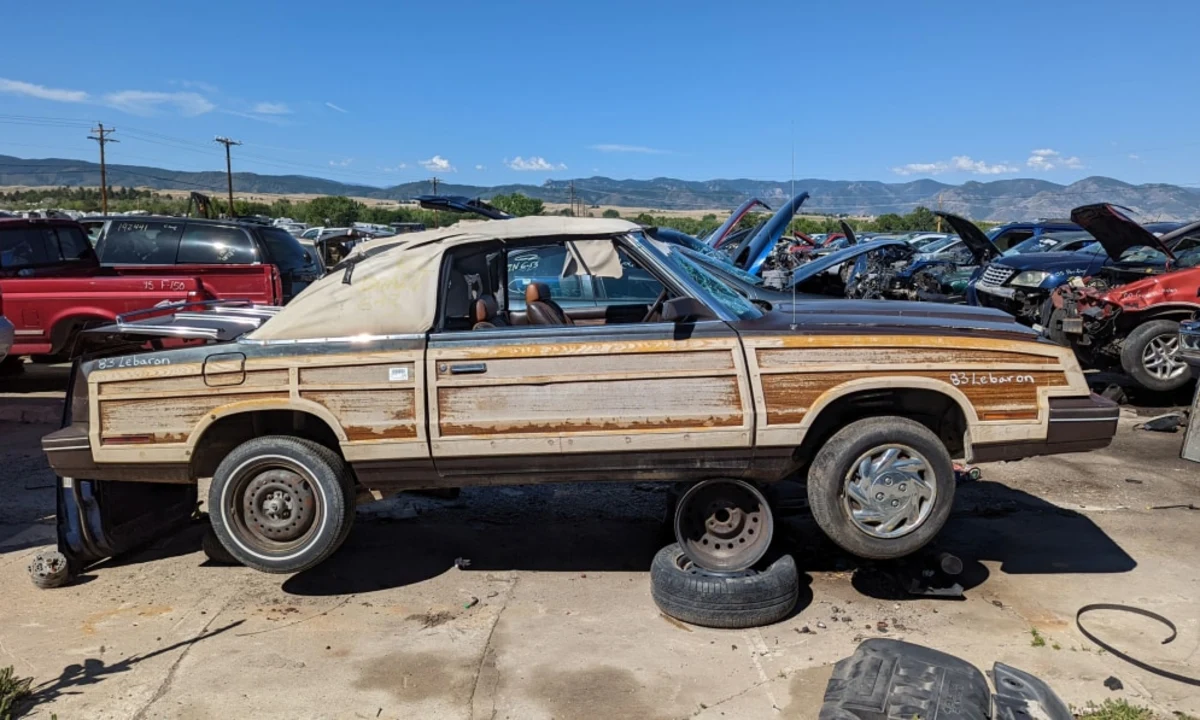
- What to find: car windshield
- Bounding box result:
[651,241,761,320]
[920,236,959,253]
[1119,245,1167,264]
[1002,231,1094,257]
[679,246,765,287]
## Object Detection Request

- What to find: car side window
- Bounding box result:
[99,221,184,264]
[506,244,586,310]
[594,247,665,304]
[55,225,93,261]
[0,227,55,270]
[177,224,257,264]
[991,229,1033,252]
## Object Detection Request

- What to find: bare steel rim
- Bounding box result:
[1141,334,1186,380]
[841,444,936,540]
[674,478,773,573]
[226,457,323,556]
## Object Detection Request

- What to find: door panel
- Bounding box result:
[427,322,753,475]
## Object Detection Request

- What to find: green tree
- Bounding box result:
[489,192,544,217]
[906,206,937,231]
[872,213,906,232]
[304,196,362,226]
[602,208,620,218]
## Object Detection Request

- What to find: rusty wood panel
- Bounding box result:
[756,347,1058,368]
[99,369,289,397]
[99,391,290,443]
[438,376,744,436]
[440,337,737,359]
[747,334,1064,355]
[761,370,1069,425]
[301,389,418,441]
[300,362,416,387]
[435,350,734,380]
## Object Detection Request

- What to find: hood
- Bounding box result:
[787,238,910,287]
[1070,203,1174,262]
[934,212,1001,263]
[751,298,1036,339]
[415,195,512,220]
[736,192,810,274]
[991,249,1109,276]
[707,198,771,249]
[838,220,858,246]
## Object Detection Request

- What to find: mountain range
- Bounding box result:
[3,155,1199,221]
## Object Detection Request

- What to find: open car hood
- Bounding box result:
[415,195,512,220]
[838,220,858,246]
[788,238,909,287]
[706,198,771,248]
[1070,203,1177,262]
[736,192,810,274]
[934,212,1001,264]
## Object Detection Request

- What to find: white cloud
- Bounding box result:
[892,155,1017,176]
[104,90,214,117]
[0,77,90,103]
[1026,148,1084,171]
[419,155,455,172]
[475,164,486,171]
[590,143,667,154]
[252,102,291,115]
[325,101,348,113]
[378,163,407,173]
[175,80,219,94]
[329,158,353,167]
[506,156,567,171]
[1129,153,1141,161]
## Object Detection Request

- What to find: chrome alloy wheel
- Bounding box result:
[1142,334,1186,381]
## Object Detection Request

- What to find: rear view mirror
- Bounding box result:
[662,296,717,323]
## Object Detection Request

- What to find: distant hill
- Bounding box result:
[3,155,1199,221]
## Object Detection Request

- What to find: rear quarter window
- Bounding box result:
[177,224,257,264]
[99,221,184,264]
[258,228,315,273]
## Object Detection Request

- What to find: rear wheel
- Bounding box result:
[1121,319,1191,392]
[208,436,355,574]
[807,417,954,560]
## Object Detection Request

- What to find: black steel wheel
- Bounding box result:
[209,436,355,574]
[650,543,799,629]
[673,478,774,573]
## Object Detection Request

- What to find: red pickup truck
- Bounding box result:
[0,217,279,364]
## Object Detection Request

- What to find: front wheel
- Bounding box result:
[807,417,954,560]
[208,436,355,574]
[1120,319,1192,392]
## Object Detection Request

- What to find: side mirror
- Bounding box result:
[661,296,717,323]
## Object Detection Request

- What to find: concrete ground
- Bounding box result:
[1,373,1198,719]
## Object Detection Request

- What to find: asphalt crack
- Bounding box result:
[130,594,234,720]
[469,576,518,720]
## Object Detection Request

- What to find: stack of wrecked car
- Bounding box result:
[1047,203,1200,392]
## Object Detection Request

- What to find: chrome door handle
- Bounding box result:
[449,362,488,375]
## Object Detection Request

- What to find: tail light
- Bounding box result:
[68,360,90,425]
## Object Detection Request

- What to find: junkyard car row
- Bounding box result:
[10,196,1197,632]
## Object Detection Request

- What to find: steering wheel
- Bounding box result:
[642,289,669,323]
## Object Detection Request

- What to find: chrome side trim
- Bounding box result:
[238,332,427,346]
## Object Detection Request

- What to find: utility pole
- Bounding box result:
[431,177,440,195]
[936,192,944,232]
[87,124,118,214]
[568,180,576,217]
[214,136,242,217]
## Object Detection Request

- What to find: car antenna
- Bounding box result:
[790,125,798,331]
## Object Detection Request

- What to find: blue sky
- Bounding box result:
[2,0,1199,189]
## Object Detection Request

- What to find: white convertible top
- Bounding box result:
[248,216,639,340]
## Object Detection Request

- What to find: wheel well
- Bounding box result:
[50,315,110,356]
[190,410,343,480]
[794,388,968,467]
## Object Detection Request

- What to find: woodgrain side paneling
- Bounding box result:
[761,370,1069,425]
[99,391,290,443]
[756,347,1057,369]
[300,363,416,387]
[301,389,418,440]
[98,370,289,397]
[438,376,744,436]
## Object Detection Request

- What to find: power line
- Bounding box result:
[87,124,118,214]
[214,136,242,216]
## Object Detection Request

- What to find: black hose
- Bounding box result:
[1075,604,1200,687]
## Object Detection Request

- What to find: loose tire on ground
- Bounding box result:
[807,416,955,560]
[1120,319,1191,392]
[208,436,355,574]
[650,543,799,629]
